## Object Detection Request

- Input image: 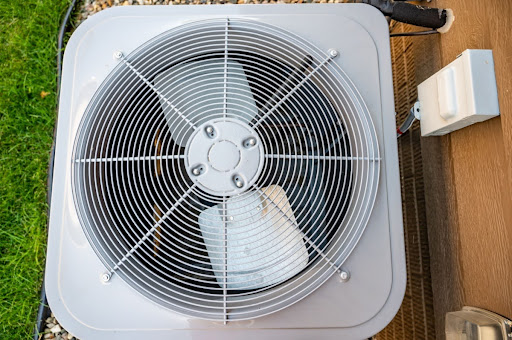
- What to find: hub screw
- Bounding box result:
[243,137,257,148]
[233,175,244,188]
[191,165,205,176]
[205,126,215,138]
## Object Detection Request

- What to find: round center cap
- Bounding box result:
[208,141,240,172]
[185,118,264,196]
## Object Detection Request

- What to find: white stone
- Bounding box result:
[50,324,62,334]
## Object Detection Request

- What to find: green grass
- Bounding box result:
[0,0,71,338]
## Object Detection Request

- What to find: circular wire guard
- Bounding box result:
[72,18,380,321]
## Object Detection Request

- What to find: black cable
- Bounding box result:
[34,1,79,339]
[390,30,439,37]
[56,0,78,102]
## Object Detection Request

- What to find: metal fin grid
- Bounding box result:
[72,18,380,321]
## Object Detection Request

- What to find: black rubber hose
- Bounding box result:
[33,285,50,340]
[361,0,448,30]
[34,0,78,339]
[56,0,78,102]
[391,2,447,29]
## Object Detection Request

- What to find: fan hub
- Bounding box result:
[208,140,240,172]
[185,118,264,195]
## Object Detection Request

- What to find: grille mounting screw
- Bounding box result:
[328,49,339,58]
[101,273,111,283]
[113,51,123,59]
[339,269,350,282]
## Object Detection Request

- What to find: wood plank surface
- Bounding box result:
[422,1,512,338]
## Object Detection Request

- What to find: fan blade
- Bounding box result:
[154,58,258,147]
[198,185,308,290]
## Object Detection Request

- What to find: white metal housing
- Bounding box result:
[46,4,405,339]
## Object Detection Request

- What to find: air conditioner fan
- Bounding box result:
[46,5,405,339]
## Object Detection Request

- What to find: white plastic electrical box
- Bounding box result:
[418,49,499,136]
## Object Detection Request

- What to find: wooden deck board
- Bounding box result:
[422,1,512,338]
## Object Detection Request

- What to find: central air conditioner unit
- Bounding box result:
[46,4,405,339]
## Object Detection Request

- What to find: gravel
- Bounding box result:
[43,313,76,339]
[78,0,342,23]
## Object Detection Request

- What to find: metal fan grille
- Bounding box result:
[72,18,380,321]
